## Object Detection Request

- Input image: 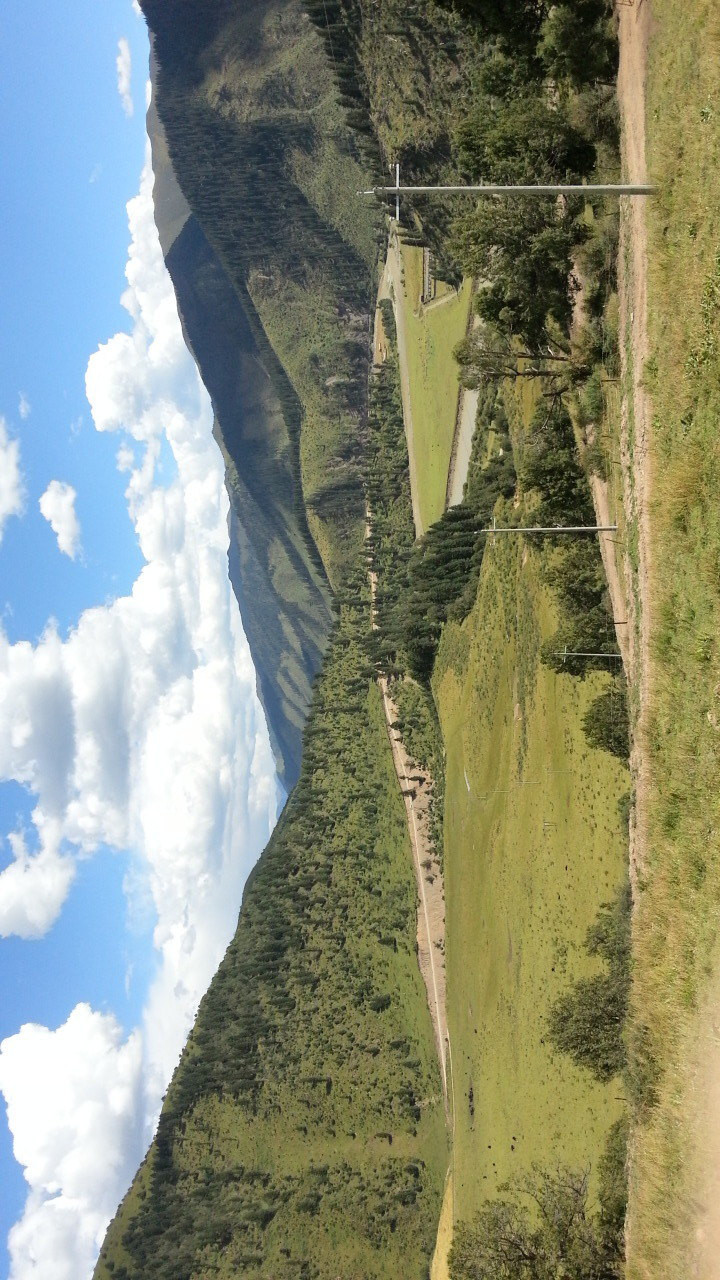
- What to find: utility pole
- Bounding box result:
[482,521,618,535]
[359,163,655,212]
[554,647,622,662]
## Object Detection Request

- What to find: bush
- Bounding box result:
[539,3,618,89]
[582,679,629,758]
[449,1164,625,1280]
[378,297,397,347]
[597,1116,629,1251]
[520,399,595,526]
[547,884,631,1081]
[547,972,627,1082]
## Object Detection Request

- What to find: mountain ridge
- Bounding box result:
[146,59,334,787]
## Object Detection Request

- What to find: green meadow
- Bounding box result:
[396,245,473,529]
[434,513,628,1222]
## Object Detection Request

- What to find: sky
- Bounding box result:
[0,5,280,1277]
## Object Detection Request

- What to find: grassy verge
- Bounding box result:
[395,245,473,529]
[623,3,720,1274]
[433,500,629,1221]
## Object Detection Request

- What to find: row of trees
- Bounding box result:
[365,359,516,687]
[516,400,630,759]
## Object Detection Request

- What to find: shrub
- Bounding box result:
[547,884,631,1081]
[449,1164,624,1280]
[547,972,627,1082]
[597,1115,629,1251]
[582,679,629,758]
[378,297,397,347]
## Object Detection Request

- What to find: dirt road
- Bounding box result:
[366,532,449,1105]
[379,675,449,1105]
[617,0,652,879]
[614,1,662,1272]
[364,375,449,1108]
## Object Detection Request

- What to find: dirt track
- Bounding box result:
[366,522,449,1105]
[366,286,450,1104]
[617,0,652,883]
[614,1,656,1270]
[379,676,449,1105]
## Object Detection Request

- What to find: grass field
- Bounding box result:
[433,506,629,1223]
[620,4,720,1274]
[396,245,473,529]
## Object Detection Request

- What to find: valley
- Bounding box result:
[92,1,720,1277]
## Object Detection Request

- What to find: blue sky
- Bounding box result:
[0,6,279,1278]
[0,5,149,1270]
[0,2,148,644]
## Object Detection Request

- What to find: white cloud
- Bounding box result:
[0,419,24,542]
[18,393,30,421]
[38,481,82,560]
[0,146,279,1278]
[0,831,75,940]
[0,1006,145,1280]
[116,38,133,118]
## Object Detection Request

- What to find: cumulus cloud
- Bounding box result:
[0,419,24,542]
[18,393,30,421]
[0,1006,144,1280]
[116,38,133,117]
[0,146,279,1277]
[38,481,82,560]
[0,831,75,940]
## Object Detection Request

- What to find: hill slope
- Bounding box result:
[95,603,447,1280]
[94,2,447,1276]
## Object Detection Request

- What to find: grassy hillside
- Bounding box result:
[622,3,720,1274]
[96,601,447,1280]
